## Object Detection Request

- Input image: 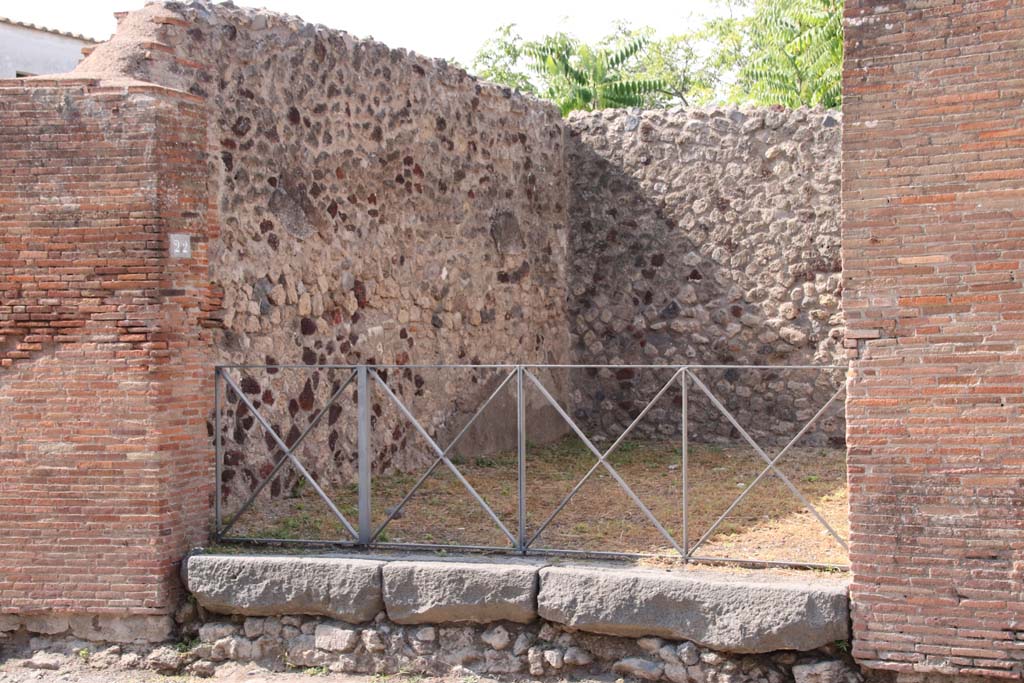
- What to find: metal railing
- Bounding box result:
[213,363,849,570]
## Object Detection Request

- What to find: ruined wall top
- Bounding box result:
[73,0,557,117]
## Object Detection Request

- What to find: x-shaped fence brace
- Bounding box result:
[216,367,359,540]
[523,368,847,557]
[369,368,518,546]
[214,364,848,564]
[684,371,848,555]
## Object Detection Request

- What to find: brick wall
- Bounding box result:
[843,1,1024,679]
[0,79,214,622]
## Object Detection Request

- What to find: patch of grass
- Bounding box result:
[228,437,849,566]
[396,670,424,683]
[289,477,308,499]
[303,665,328,676]
[76,648,90,662]
[175,637,198,653]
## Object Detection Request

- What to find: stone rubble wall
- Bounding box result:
[71,1,572,507]
[0,615,863,683]
[566,107,844,447]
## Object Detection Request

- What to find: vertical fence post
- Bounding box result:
[680,367,689,562]
[517,366,527,554]
[357,365,372,545]
[214,366,223,539]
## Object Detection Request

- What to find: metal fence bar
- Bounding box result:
[213,362,849,570]
[220,370,357,540]
[220,448,290,537]
[218,370,357,538]
[689,383,848,555]
[357,365,371,545]
[219,536,360,548]
[685,369,848,551]
[524,369,685,556]
[372,369,517,546]
[681,555,849,571]
[524,367,682,548]
[680,368,688,560]
[217,363,848,371]
[214,367,223,538]
[370,369,517,541]
[517,366,527,554]
[218,536,848,572]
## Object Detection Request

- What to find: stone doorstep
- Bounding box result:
[382,560,539,624]
[183,553,850,654]
[537,565,851,654]
[185,555,385,623]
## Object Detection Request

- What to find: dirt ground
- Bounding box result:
[0,661,614,683]
[227,437,849,567]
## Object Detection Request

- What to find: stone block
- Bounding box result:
[314,622,359,652]
[21,614,69,635]
[68,614,174,643]
[538,566,849,653]
[0,614,20,632]
[186,554,383,623]
[382,560,538,624]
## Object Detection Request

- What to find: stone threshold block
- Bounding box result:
[186,555,384,623]
[0,613,174,644]
[537,566,849,653]
[382,559,541,624]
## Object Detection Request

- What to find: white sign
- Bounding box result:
[169,233,192,259]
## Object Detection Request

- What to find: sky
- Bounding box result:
[1,0,731,68]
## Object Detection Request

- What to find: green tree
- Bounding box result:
[471,25,682,115]
[598,24,698,107]
[469,0,843,113]
[684,1,751,104]
[527,34,668,115]
[713,0,843,107]
[471,24,539,96]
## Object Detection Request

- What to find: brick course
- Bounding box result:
[0,80,214,616]
[843,1,1024,678]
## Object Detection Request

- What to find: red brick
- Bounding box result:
[844,1,1024,678]
[0,83,215,616]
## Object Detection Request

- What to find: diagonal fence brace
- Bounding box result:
[371,369,517,546]
[370,369,518,541]
[689,382,847,554]
[525,368,684,549]
[685,369,848,551]
[219,369,358,539]
[525,369,685,556]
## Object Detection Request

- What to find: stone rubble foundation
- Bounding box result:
[0,613,863,683]
[0,554,861,681]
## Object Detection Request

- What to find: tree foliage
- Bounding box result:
[471,24,540,97]
[598,23,703,108]
[473,28,673,115]
[469,0,843,115]
[735,0,843,108]
[527,34,668,115]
